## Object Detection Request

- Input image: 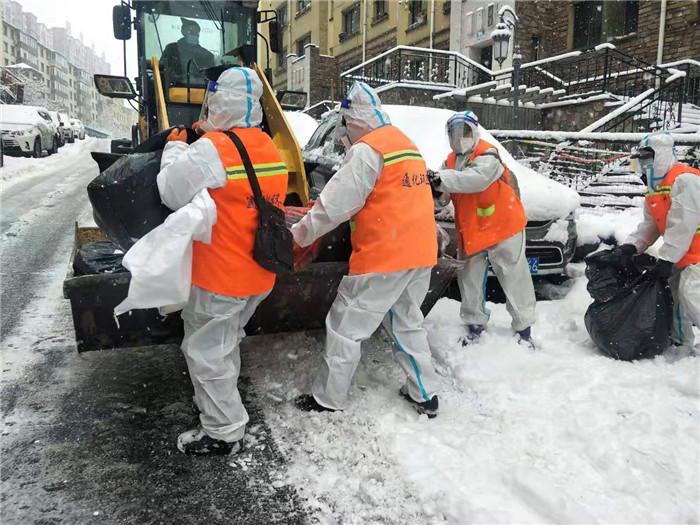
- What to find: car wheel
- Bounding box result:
[32,137,42,158]
[50,136,58,155]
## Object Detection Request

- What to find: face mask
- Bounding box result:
[184,34,199,45]
[639,157,656,188]
[459,137,475,154]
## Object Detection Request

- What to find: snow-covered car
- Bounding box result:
[57,112,73,143]
[303,104,580,277]
[0,104,58,157]
[69,118,86,140]
[283,110,318,149]
[48,111,65,148]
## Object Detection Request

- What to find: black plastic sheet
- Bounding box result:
[73,240,126,276]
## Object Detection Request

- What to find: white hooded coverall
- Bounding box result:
[291,82,440,410]
[157,68,271,443]
[436,113,536,332]
[626,132,700,348]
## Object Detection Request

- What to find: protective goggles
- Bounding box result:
[630,147,654,161]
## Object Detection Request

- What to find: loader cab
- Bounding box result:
[136,1,258,138]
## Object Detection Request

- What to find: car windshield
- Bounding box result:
[1,105,40,125]
[141,1,256,86]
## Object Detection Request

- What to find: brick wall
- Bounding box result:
[515,0,700,64]
[306,45,341,103]
[515,0,569,62]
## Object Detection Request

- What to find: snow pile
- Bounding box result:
[575,206,644,246]
[1,138,108,186]
[384,105,580,221]
[284,111,318,149]
[252,276,699,523]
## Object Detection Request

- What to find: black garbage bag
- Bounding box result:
[73,241,127,276]
[584,250,673,360]
[585,249,657,302]
[86,127,198,251]
[87,149,170,251]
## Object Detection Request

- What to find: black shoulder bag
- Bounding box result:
[224,131,294,275]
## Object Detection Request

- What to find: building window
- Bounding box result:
[296,34,311,56]
[297,0,311,16]
[409,1,426,26]
[572,0,639,49]
[277,5,288,28]
[443,0,451,15]
[531,35,541,61]
[342,4,361,38]
[374,0,387,20]
[278,47,287,71]
[487,4,494,26]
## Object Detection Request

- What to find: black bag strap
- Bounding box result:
[223,130,265,211]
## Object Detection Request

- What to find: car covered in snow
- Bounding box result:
[48,111,66,148]
[57,112,74,143]
[303,104,580,277]
[69,118,86,140]
[0,104,59,157]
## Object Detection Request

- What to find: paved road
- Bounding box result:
[0,143,307,524]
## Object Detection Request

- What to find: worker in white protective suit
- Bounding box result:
[157,67,288,455]
[291,81,442,417]
[615,131,700,350]
[429,111,537,348]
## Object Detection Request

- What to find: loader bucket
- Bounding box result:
[63,225,458,352]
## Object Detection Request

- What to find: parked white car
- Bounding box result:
[69,118,86,140]
[48,111,65,148]
[0,105,58,157]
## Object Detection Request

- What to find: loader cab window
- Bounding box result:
[141,2,255,86]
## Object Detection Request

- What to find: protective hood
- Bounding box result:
[637,131,675,189]
[200,67,263,132]
[446,111,481,155]
[339,81,390,143]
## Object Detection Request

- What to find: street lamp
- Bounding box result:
[490,6,521,129]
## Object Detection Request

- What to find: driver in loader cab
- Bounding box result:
[160,18,215,84]
[291,81,442,418]
[157,67,288,455]
[616,131,700,350]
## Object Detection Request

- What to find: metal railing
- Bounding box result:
[495,132,700,208]
[492,46,671,99]
[341,46,491,93]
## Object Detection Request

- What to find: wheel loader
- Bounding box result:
[63,0,458,352]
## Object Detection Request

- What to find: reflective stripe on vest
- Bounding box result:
[645,163,700,268]
[192,128,289,296]
[447,140,527,255]
[351,125,438,274]
[226,161,287,179]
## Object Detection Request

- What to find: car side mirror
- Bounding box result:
[94,74,137,99]
[113,4,132,40]
[269,20,282,54]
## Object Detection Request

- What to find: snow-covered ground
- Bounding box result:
[1,138,103,187]
[251,268,699,524]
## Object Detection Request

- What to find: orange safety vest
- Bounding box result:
[446,139,527,255]
[645,163,700,268]
[191,128,288,297]
[351,125,438,274]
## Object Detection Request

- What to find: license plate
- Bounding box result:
[528,256,540,275]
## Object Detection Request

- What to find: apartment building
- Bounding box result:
[0,0,130,135]
[258,0,451,104]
